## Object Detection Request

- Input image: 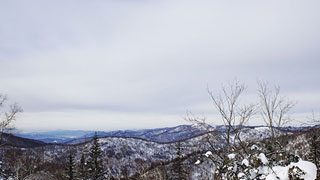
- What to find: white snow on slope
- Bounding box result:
[266,160,317,180]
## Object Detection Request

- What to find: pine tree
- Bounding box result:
[65,152,76,180]
[78,153,89,180]
[87,132,104,180]
[170,141,188,180]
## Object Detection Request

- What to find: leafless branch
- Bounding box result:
[0,94,23,145]
[257,81,295,139]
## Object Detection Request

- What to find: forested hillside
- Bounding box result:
[0,125,319,179]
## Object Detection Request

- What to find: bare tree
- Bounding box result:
[304,111,320,126]
[257,81,295,140]
[186,81,256,179]
[186,80,256,151]
[207,80,255,147]
[0,94,23,144]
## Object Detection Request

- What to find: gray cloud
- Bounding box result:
[1,0,320,130]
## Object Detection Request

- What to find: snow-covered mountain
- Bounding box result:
[15,125,208,144]
[15,124,296,144]
[5,125,285,178]
[4,125,316,179]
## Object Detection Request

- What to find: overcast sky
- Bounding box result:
[1,0,320,132]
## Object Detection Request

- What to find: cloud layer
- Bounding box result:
[1,0,320,131]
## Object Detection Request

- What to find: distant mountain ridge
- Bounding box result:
[0,132,47,148]
[15,125,207,144]
[14,124,313,144]
[14,130,93,143]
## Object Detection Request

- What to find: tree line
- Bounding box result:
[65,132,105,180]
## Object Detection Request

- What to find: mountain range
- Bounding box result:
[14,124,312,144]
[1,124,317,179]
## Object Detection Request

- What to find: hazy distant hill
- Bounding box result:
[14,124,312,144]
[0,133,47,148]
[15,125,208,144]
[14,130,94,143]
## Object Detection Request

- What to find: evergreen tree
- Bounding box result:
[65,152,76,180]
[78,153,89,180]
[170,141,188,180]
[87,132,104,180]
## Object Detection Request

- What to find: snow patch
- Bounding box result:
[266,159,317,180]
[204,151,213,157]
[228,153,236,159]
[258,153,269,165]
[242,159,249,166]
